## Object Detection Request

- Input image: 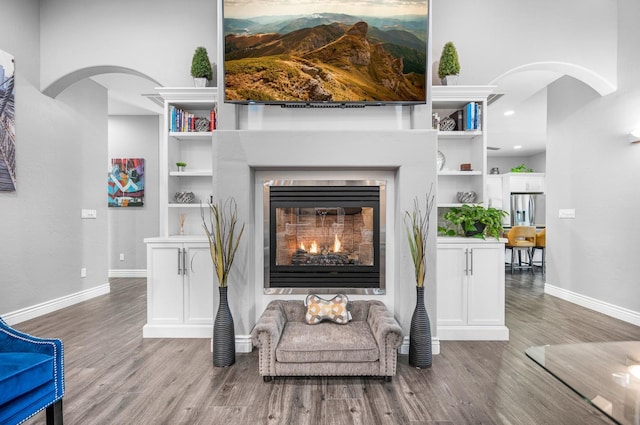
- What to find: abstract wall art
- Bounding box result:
[0,50,15,192]
[108,158,145,207]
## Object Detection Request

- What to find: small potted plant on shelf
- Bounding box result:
[510,163,534,173]
[438,41,461,85]
[176,161,187,172]
[439,204,507,239]
[191,46,213,87]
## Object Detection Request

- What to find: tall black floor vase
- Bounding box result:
[213,286,235,367]
[409,286,432,368]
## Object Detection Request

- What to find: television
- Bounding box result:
[223,0,428,106]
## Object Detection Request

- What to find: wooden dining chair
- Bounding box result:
[505,226,536,274]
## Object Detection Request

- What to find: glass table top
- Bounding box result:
[526,341,640,425]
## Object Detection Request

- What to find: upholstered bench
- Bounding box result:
[0,317,64,425]
[251,299,403,381]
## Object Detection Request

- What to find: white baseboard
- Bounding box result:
[108,269,147,278]
[3,283,111,326]
[399,336,440,355]
[545,284,640,326]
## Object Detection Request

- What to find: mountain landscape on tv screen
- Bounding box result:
[224,13,427,103]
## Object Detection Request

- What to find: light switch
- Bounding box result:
[81,209,97,219]
[558,209,576,219]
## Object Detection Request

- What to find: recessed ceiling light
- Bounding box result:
[629,364,640,379]
[504,110,515,116]
[513,145,522,150]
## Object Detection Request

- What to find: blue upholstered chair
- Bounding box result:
[0,317,64,425]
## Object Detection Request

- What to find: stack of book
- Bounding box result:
[169,106,216,132]
[463,102,482,131]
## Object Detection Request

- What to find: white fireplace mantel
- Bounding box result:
[212,129,438,353]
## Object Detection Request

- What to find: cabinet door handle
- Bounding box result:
[177,248,182,275]
[464,249,469,275]
[469,248,474,276]
[182,248,187,276]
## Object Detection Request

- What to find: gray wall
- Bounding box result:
[0,0,108,315]
[545,1,640,313]
[488,154,546,175]
[108,116,160,272]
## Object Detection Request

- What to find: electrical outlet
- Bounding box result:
[119,253,125,261]
[558,209,576,219]
[80,268,87,278]
[81,209,97,219]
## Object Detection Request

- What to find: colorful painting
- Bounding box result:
[108,158,145,207]
[0,50,15,191]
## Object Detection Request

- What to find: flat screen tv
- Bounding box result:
[223,0,428,106]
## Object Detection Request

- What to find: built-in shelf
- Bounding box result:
[169,169,213,177]
[169,131,212,140]
[168,203,203,208]
[438,130,482,139]
[438,170,482,176]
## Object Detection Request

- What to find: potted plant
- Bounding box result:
[191,46,213,87]
[510,163,534,173]
[438,41,461,85]
[440,204,507,239]
[404,189,435,368]
[176,161,187,172]
[201,198,245,367]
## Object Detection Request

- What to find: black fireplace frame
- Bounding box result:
[263,180,386,295]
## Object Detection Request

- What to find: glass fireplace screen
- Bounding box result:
[274,206,375,267]
[265,181,385,293]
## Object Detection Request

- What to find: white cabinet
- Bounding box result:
[437,238,509,340]
[143,238,214,338]
[503,173,545,193]
[157,87,217,237]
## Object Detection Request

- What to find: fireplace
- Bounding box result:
[264,180,386,294]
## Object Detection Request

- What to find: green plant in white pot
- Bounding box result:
[191,46,213,87]
[438,42,460,85]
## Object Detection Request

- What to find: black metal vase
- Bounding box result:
[213,286,235,367]
[409,286,432,368]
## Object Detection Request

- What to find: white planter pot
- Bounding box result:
[442,75,459,86]
[193,78,208,88]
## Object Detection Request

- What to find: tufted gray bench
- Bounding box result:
[250,300,403,382]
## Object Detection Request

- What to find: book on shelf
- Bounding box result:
[169,105,217,133]
[463,102,482,131]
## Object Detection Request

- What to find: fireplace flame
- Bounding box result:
[333,234,341,253]
[300,242,306,251]
[310,241,318,254]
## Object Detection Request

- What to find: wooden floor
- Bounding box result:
[17,272,640,425]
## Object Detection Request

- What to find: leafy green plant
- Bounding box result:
[439,204,507,239]
[404,189,435,288]
[201,198,245,287]
[191,46,213,80]
[510,163,533,173]
[438,42,461,79]
[176,161,187,167]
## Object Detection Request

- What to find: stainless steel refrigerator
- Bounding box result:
[510,193,545,226]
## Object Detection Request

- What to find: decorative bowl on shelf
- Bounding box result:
[456,191,477,203]
[174,192,196,204]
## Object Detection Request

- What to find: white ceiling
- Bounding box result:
[487,69,562,157]
[91,71,556,159]
[91,73,162,116]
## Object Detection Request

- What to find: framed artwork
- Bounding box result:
[0,50,15,192]
[108,158,145,207]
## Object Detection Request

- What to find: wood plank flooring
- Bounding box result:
[16,272,640,425]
